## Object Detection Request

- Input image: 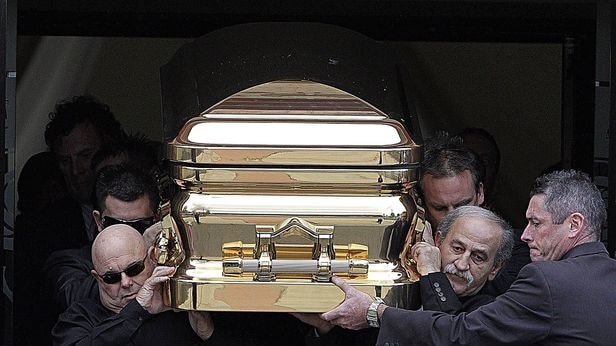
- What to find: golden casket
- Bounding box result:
[157,80,423,312]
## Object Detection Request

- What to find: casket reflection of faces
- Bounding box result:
[159,80,422,312]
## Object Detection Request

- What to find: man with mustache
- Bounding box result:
[299,206,513,344]
[418,131,530,295]
[323,170,616,346]
[411,205,514,313]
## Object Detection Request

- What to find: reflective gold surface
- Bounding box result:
[162,80,422,312]
[168,119,420,167]
[204,80,388,118]
[168,279,391,312]
[222,242,369,259]
[166,260,405,312]
[172,191,409,260]
[170,166,416,193]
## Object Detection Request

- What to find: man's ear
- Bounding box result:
[435,232,443,247]
[92,210,104,232]
[487,260,503,281]
[567,213,585,238]
[91,269,100,281]
[476,182,485,206]
[147,246,157,265]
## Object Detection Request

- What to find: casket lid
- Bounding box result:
[167,80,420,167]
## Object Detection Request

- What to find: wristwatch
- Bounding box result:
[366,297,384,328]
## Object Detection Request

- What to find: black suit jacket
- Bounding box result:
[377,242,616,346]
[44,244,98,312]
[420,272,495,314]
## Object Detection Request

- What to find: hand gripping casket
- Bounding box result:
[158,80,424,312]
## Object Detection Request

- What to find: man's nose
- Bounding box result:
[120,272,133,288]
[521,224,532,243]
[454,253,471,271]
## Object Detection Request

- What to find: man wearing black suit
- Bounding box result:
[323,169,616,345]
[411,206,514,314]
[52,225,213,345]
[300,206,514,346]
[45,164,161,313]
[418,131,530,295]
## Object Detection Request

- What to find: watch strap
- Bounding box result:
[366,297,384,328]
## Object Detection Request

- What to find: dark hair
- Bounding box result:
[44,95,124,149]
[531,169,606,239]
[95,164,160,213]
[438,205,514,264]
[91,133,160,173]
[419,131,485,192]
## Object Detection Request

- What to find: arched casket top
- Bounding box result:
[160,22,422,142]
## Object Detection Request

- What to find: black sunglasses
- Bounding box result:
[101,215,157,234]
[97,254,148,284]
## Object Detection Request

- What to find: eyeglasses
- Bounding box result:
[97,254,148,284]
[101,215,157,234]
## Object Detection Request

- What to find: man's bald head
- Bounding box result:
[91,224,153,313]
[92,224,146,270]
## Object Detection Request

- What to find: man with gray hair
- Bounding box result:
[297,206,513,343]
[411,205,514,313]
[417,131,530,296]
[323,169,616,345]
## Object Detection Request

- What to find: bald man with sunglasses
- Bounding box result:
[44,164,163,312]
[52,225,214,345]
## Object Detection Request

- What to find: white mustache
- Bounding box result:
[443,263,474,286]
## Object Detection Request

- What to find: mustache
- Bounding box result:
[442,263,474,286]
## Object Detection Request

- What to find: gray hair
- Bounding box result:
[531,169,606,240]
[437,205,514,264]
